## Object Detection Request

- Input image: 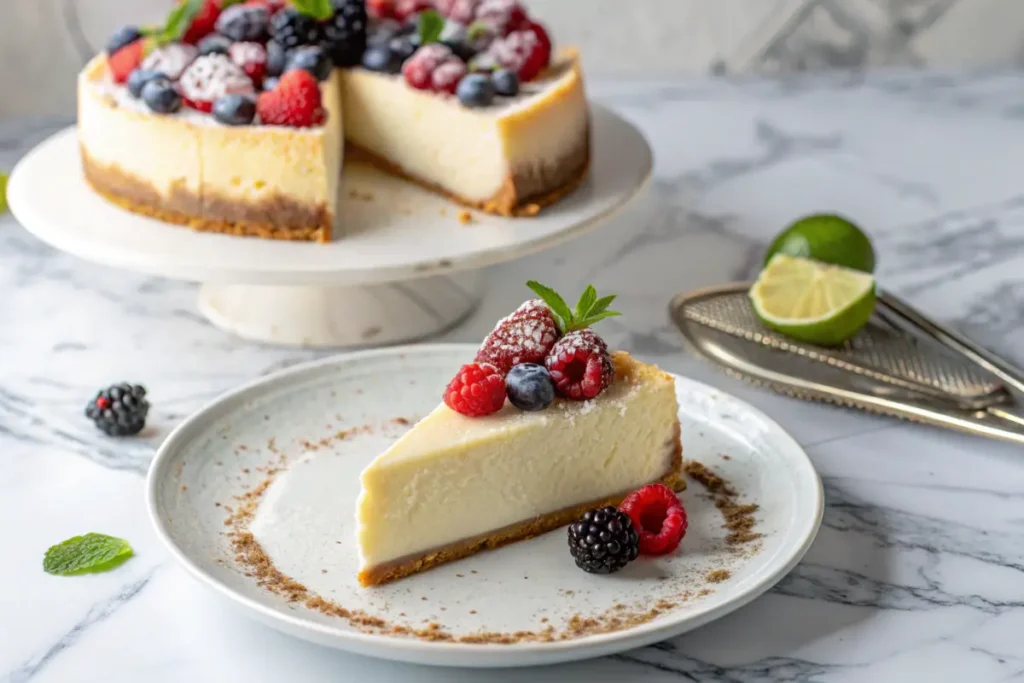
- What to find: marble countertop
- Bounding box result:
[4,70,1024,683]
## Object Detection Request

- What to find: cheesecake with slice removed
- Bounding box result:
[355,283,684,586]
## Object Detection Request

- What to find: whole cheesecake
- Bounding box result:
[77,0,590,242]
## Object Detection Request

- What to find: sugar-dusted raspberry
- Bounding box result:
[141,43,198,81]
[619,484,687,556]
[179,54,255,112]
[474,0,528,35]
[229,41,268,86]
[436,0,480,23]
[544,328,613,400]
[481,20,550,81]
[402,44,466,93]
[443,362,506,417]
[476,299,561,376]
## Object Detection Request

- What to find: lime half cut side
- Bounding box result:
[750,254,876,346]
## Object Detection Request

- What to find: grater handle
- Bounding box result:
[878,292,1024,396]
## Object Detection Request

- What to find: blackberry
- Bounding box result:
[270,8,322,50]
[321,0,368,67]
[85,383,150,437]
[216,5,270,42]
[567,507,639,574]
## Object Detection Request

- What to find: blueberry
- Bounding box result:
[106,25,140,55]
[141,79,181,114]
[266,41,287,77]
[285,45,333,81]
[455,73,495,108]
[388,35,418,62]
[127,69,166,99]
[361,45,402,74]
[197,33,232,56]
[212,94,257,125]
[443,40,477,62]
[492,68,519,97]
[505,363,555,411]
[262,76,280,92]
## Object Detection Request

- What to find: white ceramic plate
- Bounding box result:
[7,106,651,286]
[148,345,823,668]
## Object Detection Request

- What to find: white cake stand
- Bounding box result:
[7,105,652,347]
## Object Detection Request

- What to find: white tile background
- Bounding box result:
[5,0,1024,117]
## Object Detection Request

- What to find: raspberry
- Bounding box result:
[474,0,529,35]
[229,42,268,86]
[544,329,613,400]
[182,0,222,45]
[108,39,152,84]
[366,0,396,19]
[402,44,466,93]
[619,484,688,556]
[476,300,561,375]
[436,0,480,23]
[394,0,433,21]
[257,69,325,127]
[482,21,550,81]
[443,363,506,417]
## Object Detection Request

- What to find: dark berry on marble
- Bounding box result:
[141,79,182,114]
[285,45,333,81]
[127,69,166,99]
[361,45,403,74]
[197,33,232,56]
[213,94,257,125]
[505,363,555,411]
[492,68,519,96]
[106,25,141,55]
[455,72,495,108]
[85,383,150,437]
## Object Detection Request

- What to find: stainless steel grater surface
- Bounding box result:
[671,283,1024,445]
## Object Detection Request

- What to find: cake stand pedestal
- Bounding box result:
[8,106,652,348]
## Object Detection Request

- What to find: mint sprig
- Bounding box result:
[418,9,445,45]
[43,533,134,576]
[526,281,621,333]
[291,0,334,20]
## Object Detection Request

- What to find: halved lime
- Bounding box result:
[765,214,875,273]
[750,254,876,346]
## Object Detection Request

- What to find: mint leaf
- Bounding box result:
[575,285,597,320]
[588,294,617,317]
[418,9,445,45]
[526,280,573,331]
[580,311,621,326]
[43,533,134,576]
[161,0,204,43]
[291,0,334,20]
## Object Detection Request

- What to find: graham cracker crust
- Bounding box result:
[346,133,590,218]
[358,421,684,587]
[81,148,333,242]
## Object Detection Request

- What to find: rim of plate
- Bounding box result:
[147,343,824,664]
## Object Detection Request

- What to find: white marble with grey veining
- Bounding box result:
[3,70,1024,683]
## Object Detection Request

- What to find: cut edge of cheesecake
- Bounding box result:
[356,351,685,587]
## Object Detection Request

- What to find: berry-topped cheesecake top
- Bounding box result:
[100,0,555,128]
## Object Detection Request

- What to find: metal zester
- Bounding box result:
[670,283,1024,445]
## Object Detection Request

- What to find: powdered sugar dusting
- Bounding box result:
[142,43,198,81]
[179,54,255,103]
[475,299,560,374]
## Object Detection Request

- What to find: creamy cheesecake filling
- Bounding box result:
[355,354,681,577]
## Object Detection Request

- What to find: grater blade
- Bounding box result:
[670,283,1024,445]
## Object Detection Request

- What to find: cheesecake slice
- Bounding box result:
[356,352,683,586]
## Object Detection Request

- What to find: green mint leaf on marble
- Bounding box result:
[0,172,8,215]
[418,9,445,45]
[527,281,621,333]
[291,0,334,21]
[43,533,134,576]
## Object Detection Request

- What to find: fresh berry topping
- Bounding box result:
[443,363,506,417]
[619,484,688,556]
[436,0,480,24]
[491,67,519,96]
[216,4,270,42]
[322,0,368,67]
[361,45,403,73]
[474,0,529,35]
[245,0,286,14]
[504,363,555,411]
[431,58,467,94]
[367,19,403,46]
[455,72,495,107]
[197,33,233,56]
[285,45,333,81]
[257,68,325,127]
[127,69,167,99]
[141,43,199,81]
[270,7,322,49]
[440,22,479,61]
[475,299,561,375]
[266,40,287,76]
[213,93,257,125]
[85,384,150,437]
[480,21,550,81]
[545,329,613,400]
[262,76,279,91]
[367,0,397,20]
[388,34,419,62]
[567,507,639,574]
[393,0,433,21]
[141,79,183,114]
[108,39,151,85]
[181,0,223,44]
[178,54,255,112]
[106,26,141,55]
[229,42,268,86]
[402,44,458,91]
